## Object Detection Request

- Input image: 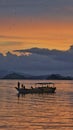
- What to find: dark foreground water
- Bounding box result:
[0,80,73,130]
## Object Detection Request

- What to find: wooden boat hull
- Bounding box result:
[15,87,56,94]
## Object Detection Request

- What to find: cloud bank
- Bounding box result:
[0,46,73,76]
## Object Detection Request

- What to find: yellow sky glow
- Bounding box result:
[0,18,73,53]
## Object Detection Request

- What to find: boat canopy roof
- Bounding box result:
[35,82,54,85]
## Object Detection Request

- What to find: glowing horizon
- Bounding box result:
[0,0,73,53]
[0,19,73,53]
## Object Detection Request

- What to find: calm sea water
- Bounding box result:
[0,80,73,130]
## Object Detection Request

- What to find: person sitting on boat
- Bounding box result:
[31,86,33,89]
[21,84,25,89]
[47,85,48,88]
[18,82,20,89]
[21,84,24,88]
[23,85,25,89]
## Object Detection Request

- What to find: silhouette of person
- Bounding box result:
[23,85,25,89]
[18,82,20,89]
[21,84,24,88]
[31,86,33,89]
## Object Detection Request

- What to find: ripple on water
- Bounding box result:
[0,80,73,130]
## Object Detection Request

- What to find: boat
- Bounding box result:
[15,82,56,94]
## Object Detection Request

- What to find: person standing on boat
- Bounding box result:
[18,82,20,89]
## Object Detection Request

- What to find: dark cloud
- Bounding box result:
[14,46,73,63]
[0,46,73,76]
[14,47,66,57]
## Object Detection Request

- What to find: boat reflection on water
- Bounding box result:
[0,80,73,130]
[15,82,56,95]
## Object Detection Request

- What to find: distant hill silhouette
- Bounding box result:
[2,73,26,79]
[47,74,73,80]
[1,73,73,80]
[2,73,49,80]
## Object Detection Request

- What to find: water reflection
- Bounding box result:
[0,80,73,130]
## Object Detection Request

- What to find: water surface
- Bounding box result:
[0,80,73,130]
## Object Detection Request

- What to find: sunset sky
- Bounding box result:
[0,0,73,53]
